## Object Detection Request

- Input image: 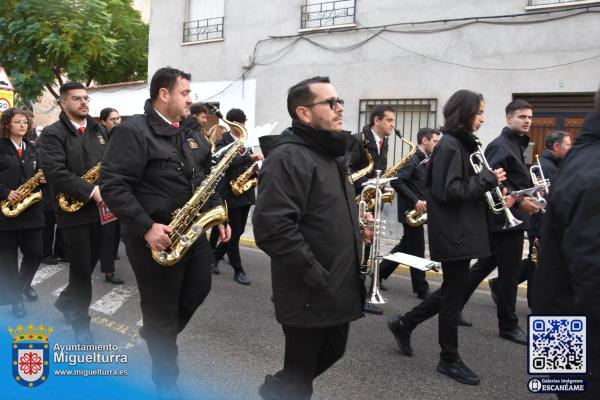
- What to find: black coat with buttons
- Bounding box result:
[426,130,498,262]
[37,112,107,228]
[0,138,45,231]
[214,132,256,209]
[99,100,221,239]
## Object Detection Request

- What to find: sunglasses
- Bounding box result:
[304,97,344,110]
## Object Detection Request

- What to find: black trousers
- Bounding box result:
[58,222,102,331]
[379,223,429,294]
[0,229,43,305]
[42,210,67,258]
[519,234,537,308]
[403,259,470,362]
[262,323,350,400]
[99,221,119,274]
[462,230,523,332]
[123,233,212,388]
[213,204,250,271]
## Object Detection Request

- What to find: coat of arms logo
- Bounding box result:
[8,324,53,388]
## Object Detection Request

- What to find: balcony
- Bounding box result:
[183,17,224,44]
[527,0,600,10]
[300,0,355,31]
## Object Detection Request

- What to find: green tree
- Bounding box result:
[0,0,148,106]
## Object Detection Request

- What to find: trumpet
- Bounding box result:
[508,155,550,212]
[469,138,522,229]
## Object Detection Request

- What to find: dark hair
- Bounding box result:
[100,107,118,121]
[287,76,330,120]
[190,103,209,116]
[443,90,484,133]
[225,108,247,124]
[59,81,86,98]
[416,127,439,145]
[544,130,569,150]
[0,107,34,139]
[150,67,192,101]
[369,105,395,126]
[505,99,533,115]
[595,84,600,112]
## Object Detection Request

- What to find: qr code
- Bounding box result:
[529,316,587,374]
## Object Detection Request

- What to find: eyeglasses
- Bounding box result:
[304,97,344,110]
[12,119,30,125]
[71,96,91,103]
[109,117,121,123]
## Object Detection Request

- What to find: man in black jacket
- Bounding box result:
[211,108,263,285]
[379,127,439,299]
[38,82,106,345]
[99,67,230,395]
[254,76,365,400]
[461,99,542,345]
[532,86,600,400]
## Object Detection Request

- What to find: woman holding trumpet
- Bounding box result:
[387,90,506,385]
[0,107,45,318]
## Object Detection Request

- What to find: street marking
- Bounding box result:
[136,318,143,327]
[31,264,64,286]
[90,286,134,315]
[53,284,68,297]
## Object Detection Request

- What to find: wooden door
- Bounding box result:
[528,116,557,159]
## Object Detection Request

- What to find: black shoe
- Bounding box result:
[23,286,38,301]
[54,297,75,324]
[74,329,94,345]
[489,278,498,305]
[380,281,388,291]
[417,289,431,300]
[458,312,473,327]
[12,301,26,318]
[387,316,413,356]
[234,271,251,285]
[41,256,58,265]
[258,381,276,400]
[105,274,124,284]
[437,358,480,385]
[56,256,70,263]
[211,262,220,275]
[499,326,527,345]
[363,303,383,315]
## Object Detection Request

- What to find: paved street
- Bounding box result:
[2,244,550,400]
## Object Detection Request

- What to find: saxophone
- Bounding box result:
[350,147,374,183]
[57,162,101,212]
[230,161,258,196]
[1,170,44,218]
[152,106,244,266]
[356,135,417,211]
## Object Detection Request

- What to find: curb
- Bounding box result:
[239,235,529,293]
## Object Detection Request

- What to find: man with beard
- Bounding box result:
[99,67,230,396]
[253,76,367,399]
[38,82,106,344]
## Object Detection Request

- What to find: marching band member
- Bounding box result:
[254,76,367,400]
[461,100,542,345]
[0,107,44,318]
[99,67,230,396]
[387,90,505,385]
[532,85,600,399]
[38,82,107,344]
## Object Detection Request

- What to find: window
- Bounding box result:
[358,99,438,164]
[527,0,600,9]
[183,0,224,43]
[300,0,356,30]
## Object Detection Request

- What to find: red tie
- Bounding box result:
[378,140,383,154]
[79,127,86,134]
[17,148,23,158]
[171,122,180,128]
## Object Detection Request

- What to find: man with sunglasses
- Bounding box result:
[38,82,107,344]
[253,76,365,400]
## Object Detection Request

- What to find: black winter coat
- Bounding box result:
[215,132,256,209]
[484,127,533,233]
[426,130,498,262]
[181,116,213,188]
[346,125,389,193]
[37,112,106,228]
[0,138,45,231]
[391,148,427,221]
[99,100,220,238]
[532,112,600,398]
[253,121,364,328]
[528,149,561,238]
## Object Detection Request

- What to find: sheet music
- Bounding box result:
[382,252,440,271]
